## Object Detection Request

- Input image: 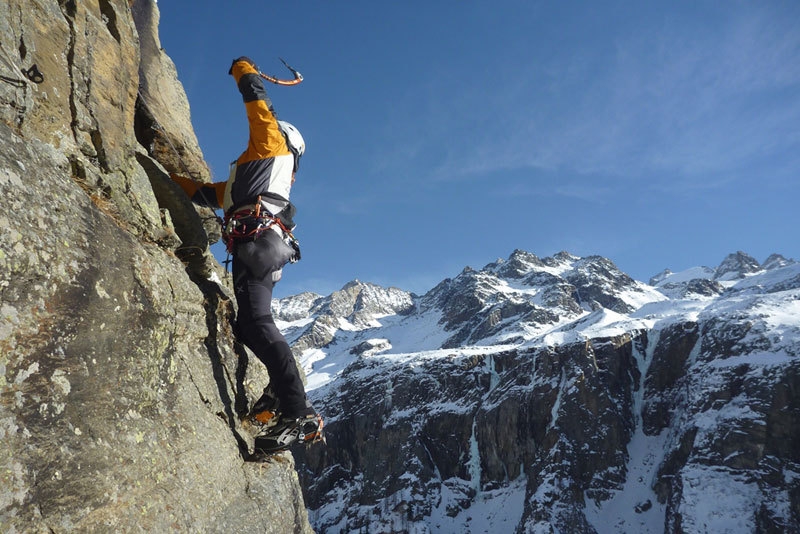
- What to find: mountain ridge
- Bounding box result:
[283,249,799,533]
[275,249,796,367]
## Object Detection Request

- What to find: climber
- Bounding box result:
[171,56,323,454]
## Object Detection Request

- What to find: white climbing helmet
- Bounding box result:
[277,120,305,157]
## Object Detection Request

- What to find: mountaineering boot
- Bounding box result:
[246,385,281,434]
[253,413,325,454]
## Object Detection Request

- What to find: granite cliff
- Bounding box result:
[0,1,312,532]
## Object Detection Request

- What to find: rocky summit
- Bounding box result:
[1,2,311,532]
[282,250,800,533]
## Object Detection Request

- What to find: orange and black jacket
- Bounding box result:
[172,58,295,217]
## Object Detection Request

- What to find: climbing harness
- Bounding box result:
[258,58,304,86]
[221,195,300,255]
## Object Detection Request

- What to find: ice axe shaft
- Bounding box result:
[258,58,303,86]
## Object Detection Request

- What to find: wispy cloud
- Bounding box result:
[394,4,800,191]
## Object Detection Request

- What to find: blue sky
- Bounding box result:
[157,1,800,298]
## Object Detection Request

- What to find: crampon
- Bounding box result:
[251,413,325,457]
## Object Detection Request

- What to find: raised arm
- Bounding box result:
[229,57,292,164]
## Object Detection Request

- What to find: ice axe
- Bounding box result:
[258,58,304,86]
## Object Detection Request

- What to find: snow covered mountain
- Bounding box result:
[278,250,799,533]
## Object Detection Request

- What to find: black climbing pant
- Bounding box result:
[232,232,311,418]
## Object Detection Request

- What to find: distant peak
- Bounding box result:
[487,249,546,278]
[649,268,673,286]
[342,279,364,289]
[553,251,580,261]
[762,253,796,271]
[715,251,761,281]
[509,249,540,261]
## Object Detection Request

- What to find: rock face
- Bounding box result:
[282,251,799,533]
[132,0,209,183]
[0,1,312,532]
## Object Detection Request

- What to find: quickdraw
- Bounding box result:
[258,58,304,86]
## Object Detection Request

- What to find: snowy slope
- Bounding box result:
[280,250,669,392]
[281,251,799,533]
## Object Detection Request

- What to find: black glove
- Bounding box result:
[228,56,258,75]
[277,201,297,231]
[289,239,301,263]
